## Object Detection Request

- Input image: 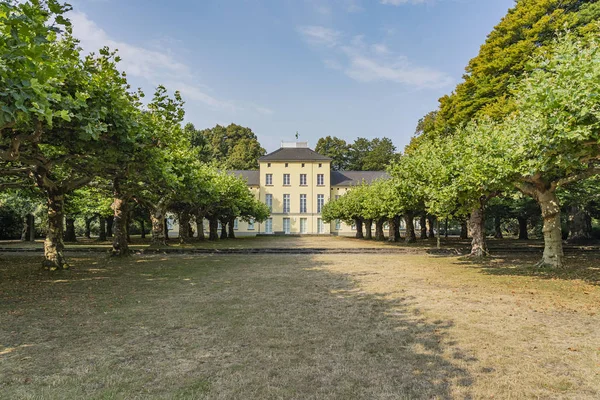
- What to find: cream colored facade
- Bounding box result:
[229,142,387,236]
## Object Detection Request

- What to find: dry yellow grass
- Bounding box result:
[1,238,598,399]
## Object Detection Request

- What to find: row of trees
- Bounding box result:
[0,1,269,270]
[324,1,600,268]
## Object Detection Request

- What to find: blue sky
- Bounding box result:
[69,0,514,153]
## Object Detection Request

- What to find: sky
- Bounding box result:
[68,0,515,153]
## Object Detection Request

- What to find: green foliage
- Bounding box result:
[315,136,397,171]
[315,136,350,171]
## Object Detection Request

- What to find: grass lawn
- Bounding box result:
[1,241,599,399]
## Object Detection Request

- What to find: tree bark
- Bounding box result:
[375,218,385,241]
[388,217,399,242]
[43,191,67,270]
[126,212,131,244]
[208,216,219,240]
[354,218,364,239]
[149,205,167,247]
[64,217,77,242]
[364,219,373,240]
[106,216,114,238]
[140,219,146,239]
[419,215,427,239]
[517,216,529,240]
[178,211,192,243]
[460,220,468,240]
[444,218,449,238]
[567,206,592,243]
[111,189,129,256]
[98,216,107,241]
[219,219,228,239]
[164,218,169,241]
[537,189,564,267]
[469,205,487,257]
[404,212,417,243]
[228,217,236,239]
[84,216,94,239]
[195,212,205,240]
[494,215,503,239]
[427,216,435,240]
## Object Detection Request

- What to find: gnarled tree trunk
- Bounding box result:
[427,216,435,240]
[64,217,77,242]
[149,205,168,247]
[404,212,417,243]
[106,216,114,238]
[354,218,364,239]
[388,216,400,242]
[178,211,192,243]
[537,189,564,267]
[419,215,427,239]
[21,214,35,242]
[220,219,228,239]
[469,205,487,257]
[364,219,373,240]
[84,216,94,239]
[164,218,169,241]
[460,220,468,240]
[43,191,67,270]
[195,212,205,240]
[375,218,385,241]
[111,188,129,256]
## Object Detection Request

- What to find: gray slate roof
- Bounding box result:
[259,147,332,162]
[229,170,260,186]
[330,171,389,186]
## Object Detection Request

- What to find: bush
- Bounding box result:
[0,209,23,240]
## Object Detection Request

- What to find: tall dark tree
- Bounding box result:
[315,136,350,171]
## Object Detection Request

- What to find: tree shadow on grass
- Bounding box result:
[0,253,474,399]
[445,253,600,287]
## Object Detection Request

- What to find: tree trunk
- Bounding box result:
[388,217,399,242]
[404,212,417,243]
[469,206,487,257]
[64,217,77,242]
[208,216,219,240]
[178,211,192,243]
[98,216,107,241]
[419,215,427,239]
[460,220,468,239]
[106,216,114,238]
[164,218,169,241]
[494,215,503,239]
[111,190,129,256]
[354,218,364,239]
[21,214,35,241]
[536,189,564,267]
[517,216,529,240]
[375,218,385,241]
[567,206,592,243]
[84,216,94,239]
[149,206,167,247]
[364,219,373,240]
[427,216,435,240]
[43,192,67,270]
[220,219,228,239]
[195,213,205,240]
[126,212,131,244]
[445,218,449,238]
[140,219,146,239]
[228,217,236,239]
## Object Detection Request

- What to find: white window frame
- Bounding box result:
[265,218,273,234]
[266,194,273,211]
[283,194,290,213]
[248,219,255,230]
[300,194,307,213]
[283,174,290,186]
[234,219,239,230]
[317,174,324,186]
[283,218,291,234]
[335,219,341,231]
[300,174,307,186]
[300,218,307,234]
[317,194,325,213]
[317,218,324,234]
[266,174,273,185]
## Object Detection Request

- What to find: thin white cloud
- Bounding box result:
[298,26,452,89]
[69,11,272,115]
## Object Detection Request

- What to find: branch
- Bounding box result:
[64,175,94,192]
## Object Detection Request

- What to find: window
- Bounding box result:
[283,194,290,213]
[300,194,307,213]
[234,219,239,230]
[217,221,222,230]
[283,218,290,234]
[300,218,307,234]
[318,163,322,168]
[248,219,255,230]
[317,174,324,186]
[335,219,341,231]
[335,195,340,200]
[265,194,273,211]
[301,163,305,167]
[300,174,307,186]
[267,163,271,167]
[266,174,273,185]
[317,194,325,213]
[285,163,289,167]
[265,218,273,234]
[317,218,324,234]
[283,174,290,186]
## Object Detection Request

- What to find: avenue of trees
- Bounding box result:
[0,0,269,270]
[323,0,600,268]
